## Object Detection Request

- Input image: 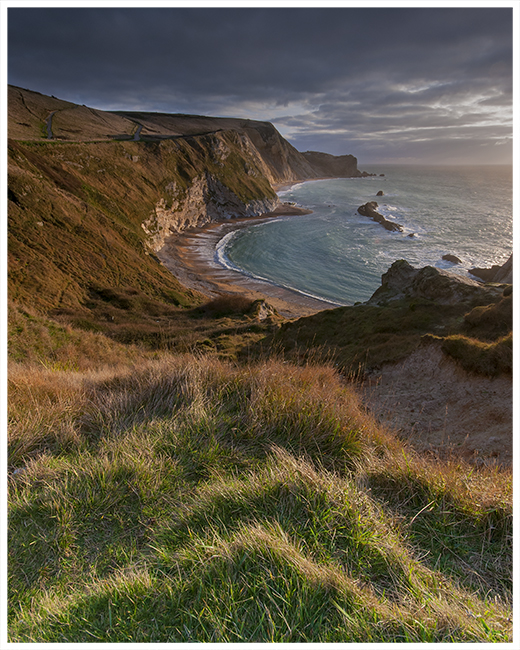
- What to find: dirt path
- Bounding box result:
[46,110,57,139]
[133,124,143,141]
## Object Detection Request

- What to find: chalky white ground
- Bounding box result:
[364,345,512,467]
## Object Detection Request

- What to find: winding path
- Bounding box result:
[46,111,57,139]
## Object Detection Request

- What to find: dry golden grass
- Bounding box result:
[8,352,511,642]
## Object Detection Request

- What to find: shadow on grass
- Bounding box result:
[364,469,512,600]
[10,529,474,644]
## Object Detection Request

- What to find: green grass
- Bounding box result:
[441,332,512,376]
[8,301,147,369]
[8,353,512,642]
[8,132,274,314]
[259,291,512,376]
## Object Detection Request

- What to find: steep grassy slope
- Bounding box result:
[114,111,321,183]
[9,86,351,184]
[8,132,278,313]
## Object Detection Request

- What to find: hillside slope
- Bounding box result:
[9,85,368,182]
[8,354,512,643]
[8,86,367,316]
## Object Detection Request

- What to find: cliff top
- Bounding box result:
[8,85,280,143]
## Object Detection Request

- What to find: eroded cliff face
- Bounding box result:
[302,151,361,178]
[143,171,278,250]
[9,86,368,252]
[239,121,318,183]
[138,128,283,250]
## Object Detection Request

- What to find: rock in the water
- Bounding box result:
[469,254,512,284]
[357,201,403,232]
[367,259,505,306]
[442,254,462,264]
[376,190,384,196]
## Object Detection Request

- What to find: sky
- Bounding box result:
[6,2,515,165]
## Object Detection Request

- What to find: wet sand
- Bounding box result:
[157,203,339,319]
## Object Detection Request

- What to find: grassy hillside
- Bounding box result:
[8,347,512,643]
[8,86,77,141]
[8,134,276,315]
[7,86,512,643]
[9,85,320,183]
[261,292,512,377]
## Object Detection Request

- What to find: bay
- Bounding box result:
[219,165,512,305]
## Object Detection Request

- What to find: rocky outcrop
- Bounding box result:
[142,172,279,250]
[442,254,462,264]
[357,202,403,232]
[376,190,384,196]
[469,254,512,284]
[367,259,505,306]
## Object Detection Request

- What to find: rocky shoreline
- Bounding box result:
[367,259,508,306]
[157,181,513,319]
[469,254,512,284]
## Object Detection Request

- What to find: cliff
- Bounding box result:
[302,151,367,178]
[9,85,360,185]
[8,85,364,312]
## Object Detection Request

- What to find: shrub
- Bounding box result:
[198,294,256,317]
[441,333,512,376]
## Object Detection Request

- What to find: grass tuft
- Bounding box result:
[441,332,512,376]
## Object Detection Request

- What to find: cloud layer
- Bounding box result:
[8,6,513,164]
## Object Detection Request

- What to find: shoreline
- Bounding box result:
[157,200,340,319]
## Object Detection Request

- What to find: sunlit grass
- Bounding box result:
[8,352,512,642]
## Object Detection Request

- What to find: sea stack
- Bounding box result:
[357,201,403,232]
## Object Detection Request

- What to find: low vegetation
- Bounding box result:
[8,270,513,643]
[441,332,512,376]
[260,292,512,377]
[8,344,512,642]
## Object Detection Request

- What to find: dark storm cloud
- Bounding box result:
[7,5,513,163]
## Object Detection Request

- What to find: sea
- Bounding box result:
[216,165,513,306]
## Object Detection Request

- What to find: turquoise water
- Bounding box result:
[218,165,513,305]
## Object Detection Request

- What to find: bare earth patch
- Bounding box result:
[362,344,512,467]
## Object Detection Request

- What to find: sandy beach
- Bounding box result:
[156,202,339,319]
